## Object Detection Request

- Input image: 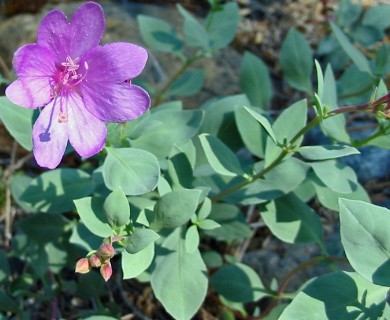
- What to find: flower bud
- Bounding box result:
[75,258,91,274]
[98,243,115,260]
[89,254,102,268]
[100,261,112,282]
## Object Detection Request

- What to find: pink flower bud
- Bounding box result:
[98,243,115,260]
[100,261,112,282]
[75,258,90,274]
[89,254,102,268]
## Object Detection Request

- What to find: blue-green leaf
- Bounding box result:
[240,52,272,108]
[103,148,160,196]
[280,28,313,92]
[122,243,155,279]
[103,188,130,228]
[297,145,359,160]
[210,263,268,303]
[74,197,113,238]
[124,228,159,254]
[151,189,201,231]
[279,271,387,320]
[262,194,323,245]
[340,199,390,286]
[137,15,183,53]
[0,96,33,150]
[20,169,94,213]
[151,228,208,320]
[199,134,244,177]
[330,21,372,75]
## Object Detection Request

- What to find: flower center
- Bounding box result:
[50,56,89,123]
[61,56,81,85]
[52,55,89,98]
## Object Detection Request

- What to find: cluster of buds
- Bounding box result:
[75,243,115,281]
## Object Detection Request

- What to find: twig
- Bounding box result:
[235,205,256,262]
[116,273,152,320]
[3,142,17,248]
[0,54,13,82]
[1,142,33,248]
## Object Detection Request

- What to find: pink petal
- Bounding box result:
[66,92,107,158]
[80,83,150,122]
[37,3,105,62]
[12,44,56,78]
[81,42,148,83]
[69,2,105,59]
[6,79,52,109]
[6,44,56,108]
[32,98,69,169]
[37,9,71,63]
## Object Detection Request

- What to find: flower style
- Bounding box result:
[5,2,150,169]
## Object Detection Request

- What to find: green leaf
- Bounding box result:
[203,203,252,242]
[202,250,223,269]
[0,96,33,150]
[311,160,357,193]
[167,69,205,97]
[297,145,359,160]
[197,219,220,230]
[243,107,276,143]
[151,189,201,231]
[199,133,244,177]
[70,223,101,252]
[20,169,94,213]
[320,65,350,143]
[206,2,240,50]
[130,109,203,159]
[311,175,370,211]
[124,228,159,254]
[315,60,324,99]
[201,94,251,137]
[336,0,362,28]
[185,225,199,253]
[210,263,268,303]
[74,197,113,238]
[177,4,209,50]
[234,106,267,158]
[167,152,193,189]
[330,21,372,75]
[340,199,390,286]
[240,52,272,108]
[279,271,387,320]
[17,213,68,244]
[0,291,18,312]
[197,197,212,220]
[265,99,307,166]
[262,194,323,245]
[227,158,309,205]
[280,28,313,92]
[122,243,155,279]
[362,4,390,32]
[137,15,183,53]
[10,174,36,212]
[151,228,208,320]
[103,148,160,196]
[103,188,130,228]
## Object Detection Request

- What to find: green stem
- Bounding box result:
[210,116,322,202]
[153,55,203,106]
[352,125,388,148]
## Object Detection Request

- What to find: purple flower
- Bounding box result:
[5,2,150,169]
